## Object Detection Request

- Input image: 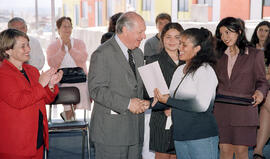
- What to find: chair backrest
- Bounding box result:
[52,87,80,105]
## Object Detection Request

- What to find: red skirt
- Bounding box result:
[213,102,259,146]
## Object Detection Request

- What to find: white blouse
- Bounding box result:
[169,63,218,112]
[59,38,77,68]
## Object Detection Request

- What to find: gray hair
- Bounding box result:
[8,17,26,28]
[115,12,142,34]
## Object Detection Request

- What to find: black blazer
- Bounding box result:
[145,49,184,153]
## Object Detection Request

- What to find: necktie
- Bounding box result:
[128,49,137,79]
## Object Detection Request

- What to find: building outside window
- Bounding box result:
[63,4,68,16]
[198,0,213,6]
[142,0,151,11]
[82,1,88,18]
[178,0,189,12]
[127,0,136,10]
[264,0,270,6]
[74,4,79,25]
[107,0,113,19]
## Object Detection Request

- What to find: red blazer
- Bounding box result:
[0,60,59,156]
[214,47,269,126]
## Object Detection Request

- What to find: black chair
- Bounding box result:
[45,87,90,159]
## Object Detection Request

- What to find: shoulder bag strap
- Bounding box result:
[173,73,187,98]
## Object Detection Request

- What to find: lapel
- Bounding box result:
[230,53,249,81]
[110,37,138,79]
[133,49,144,80]
[218,54,230,82]
[4,60,31,87]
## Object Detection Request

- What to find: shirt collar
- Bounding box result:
[224,47,249,56]
[115,34,129,60]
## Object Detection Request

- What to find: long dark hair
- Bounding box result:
[250,21,270,65]
[160,22,184,48]
[182,28,216,75]
[215,17,249,58]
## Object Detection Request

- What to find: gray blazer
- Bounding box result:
[88,36,145,146]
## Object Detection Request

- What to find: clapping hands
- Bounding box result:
[39,68,63,89]
[129,98,150,114]
[48,70,63,88]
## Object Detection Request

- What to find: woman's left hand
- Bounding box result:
[252,90,264,106]
[154,88,170,104]
[48,70,63,87]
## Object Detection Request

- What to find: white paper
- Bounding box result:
[165,116,172,130]
[110,110,119,115]
[138,61,169,97]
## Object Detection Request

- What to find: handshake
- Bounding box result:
[129,98,150,114]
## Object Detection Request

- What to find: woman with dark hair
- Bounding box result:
[146,22,184,159]
[250,20,270,159]
[100,12,123,44]
[108,12,123,33]
[214,17,269,159]
[0,29,62,159]
[152,28,219,159]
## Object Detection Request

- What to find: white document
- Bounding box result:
[138,61,169,97]
[165,116,172,130]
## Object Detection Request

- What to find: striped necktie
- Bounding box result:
[128,49,136,79]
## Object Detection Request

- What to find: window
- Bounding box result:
[107,0,113,19]
[178,0,189,12]
[98,1,103,26]
[127,0,136,10]
[264,0,270,6]
[198,0,212,6]
[142,0,151,11]
[63,4,68,16]
[82,1,88,18]
[74,4,79,25]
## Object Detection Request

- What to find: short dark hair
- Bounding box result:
[155,13,171,24]
[160,22,184,48]
[182,28,216,75]
[56,16,72,29]
[8,17,26,28]
[215,17,249,58]
[0,29,29,61]
[108,12,123,33]
[101,32,114,44]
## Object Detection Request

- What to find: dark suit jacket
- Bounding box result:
[214,47,269,127]
[88,36,145,146]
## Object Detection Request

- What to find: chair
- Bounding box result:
[45,87,90,159]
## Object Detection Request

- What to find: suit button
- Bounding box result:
[134,85,137,89]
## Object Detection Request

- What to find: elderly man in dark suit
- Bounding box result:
[88,12,149,159]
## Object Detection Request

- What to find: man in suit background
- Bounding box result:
[88,12,149,159]
[8,17,45,71]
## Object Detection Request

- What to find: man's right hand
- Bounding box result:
[129,98,148,114]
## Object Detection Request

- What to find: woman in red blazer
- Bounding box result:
[0,29,63,159]
[214,17,269,159]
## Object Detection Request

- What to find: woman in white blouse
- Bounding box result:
[46,17,91,121]
[152,28,219,159]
